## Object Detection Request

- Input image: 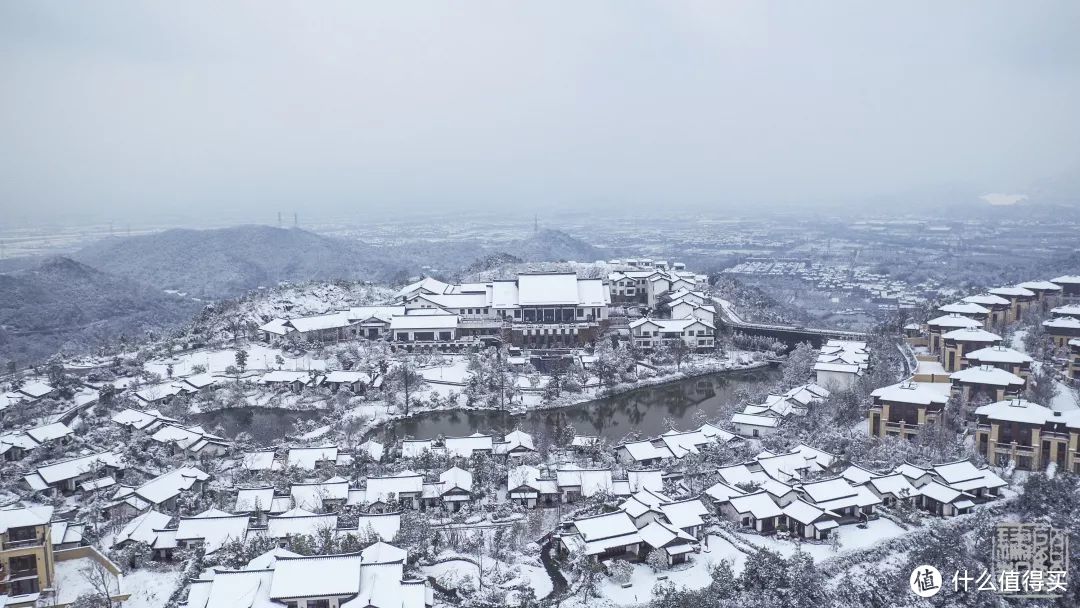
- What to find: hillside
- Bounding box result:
[504,229,605,263]
[72,225,406,298]
[0,257,200,367]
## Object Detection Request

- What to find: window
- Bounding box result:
[752,429,759,437]
[308,601,330,608]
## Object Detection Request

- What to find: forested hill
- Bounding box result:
[0,256,200,367]
[72,225,406,299]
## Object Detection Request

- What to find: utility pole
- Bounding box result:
[278,212,282,228]
[293,212,298,228]
[534,214,538,234]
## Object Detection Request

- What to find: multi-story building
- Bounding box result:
[868,381,951,440]
[941,328,1002,372]
[1069,338,1080,381]
[1051,275,1080,301]
[926,314,982,354]
[963,346,1033,379]
[0,506,54,602]
[962,293,1011,328]
[628,317,715,351]
[1042,316,1080,349]
[988,286,1036,323]
[1017,280,1063,311]
[973,399,1080,472]
[949,365,1025,403]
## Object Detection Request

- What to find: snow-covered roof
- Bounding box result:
[323,370,369,384]
[1051,304,1080,318]
[401,439,436,459]
[942,328,1003,342]
[893,462,933,481]
[556,466,613,496]
[931,461,1007,491]
[0,505,53,533]
[619,440,674,462]
[267,508,337,539]
[518,273,582,306]
[112,407,178,431]
[286,312,353,333]
[629,317,714,332]
[268,552,364,599]
[871,381,951,406]
[638,520,696,551]
[32,451,124,485]
[950,365,1025,388]
[657,429,716,458]
[444,433,493,458]
[235,487,276,512]
[1017,280,1062,291]
[241,451,280,471]
[346,512,402,543]
[716,463,769,487]
[704,481,746,503]
[939,302,990,315]
[964,346,1032,365]
[926,314,983,329]
[438,467,473,493]
[727,491,782,519]
[260,370,317,384]
[17,381,54,399]
[962,293,1010,306]
[568,511,642,555]
[0,430,40,454]
[150,424,227,452]
[175,509,250,553]
[782,499,829,526]
[116,467,209,507]
[840,464,878,485]
[1043,316,1080,330]
[974,399,1080,429]
[865,473,920,499]
[365,471,424,503]
[659,498,709,529]
[389,314,459,330]
[732,412,782,427]
[493,430,535,454]
[259,318,291,335]
[346,305,406,323]
[286,446,339,470]
[1051,275,1080,285]
[989,286,1035,298]
[919,480,966,504]
[290,478,350,510]
[115,510,172,546]
[627,469,663,493]
[357,440,384,461]
[24,422,73,444]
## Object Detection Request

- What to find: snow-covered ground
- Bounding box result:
[592,520,910,605]
[121,568,183,608]
[144,344,328,378]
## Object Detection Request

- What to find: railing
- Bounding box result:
[2,537,43,550]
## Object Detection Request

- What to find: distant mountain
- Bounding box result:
[0,257,200,367]
[506,229,604,263]
[463,252,523,274]
[72,225,407,298]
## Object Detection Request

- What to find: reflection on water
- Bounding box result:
[380,365,780,444]
[193,408,323,444]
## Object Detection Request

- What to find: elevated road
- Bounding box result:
[713,296,868,346]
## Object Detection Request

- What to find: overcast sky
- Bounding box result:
[2,2,1079,225]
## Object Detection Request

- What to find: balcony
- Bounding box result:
[2,537,44,550]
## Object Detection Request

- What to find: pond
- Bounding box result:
[193,407,324,444]
[377,364,781,444]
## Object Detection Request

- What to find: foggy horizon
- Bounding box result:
[3,2,1080,225]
